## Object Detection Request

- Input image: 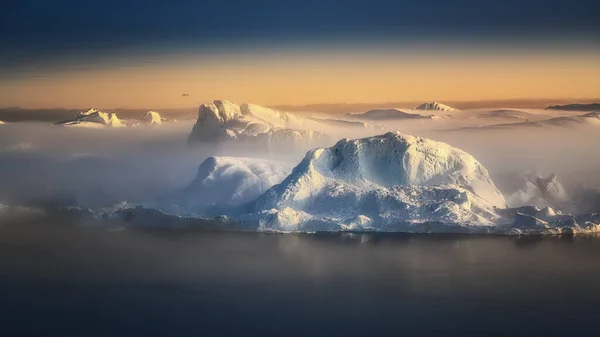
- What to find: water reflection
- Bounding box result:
[2,223,600,336]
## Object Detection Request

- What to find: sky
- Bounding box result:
[1,0,599,108]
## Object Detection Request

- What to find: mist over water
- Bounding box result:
[0,121,314,208]
[1,112,599,214]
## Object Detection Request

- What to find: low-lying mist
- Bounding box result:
[1,117,599,214]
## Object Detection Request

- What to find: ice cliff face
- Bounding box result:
[187,100,331,151]
[252,132,507,231]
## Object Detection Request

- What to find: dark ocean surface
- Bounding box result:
[1,224,600,336]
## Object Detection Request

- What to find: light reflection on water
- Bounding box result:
[1,224,600,336]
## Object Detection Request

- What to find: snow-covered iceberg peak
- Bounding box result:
[78,108,100,116]
[259,132,506,208]
[56,108,125,128]
[141,111,164,125]
[197,100,243,127]
[415,102,457,111]
[253,132,507,231]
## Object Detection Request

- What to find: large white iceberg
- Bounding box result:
[252,132,507,231]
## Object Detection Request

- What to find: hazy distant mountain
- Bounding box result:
[471,109,542,121]
[346,108,433,120]
[0,107,196,122]
[308,117,375,129]
[546,103,600,111]
[455,112,600,131]
[414,102,457,111]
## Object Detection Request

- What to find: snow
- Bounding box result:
[501,206,600,235]
[141,111,164,125]
[415,102,457,111]
[55,108,126,128]
[347,109,434,120]
[251,132,507,231]
[130,111,169,127]
[188,100,332,152]
[170,156,291,213]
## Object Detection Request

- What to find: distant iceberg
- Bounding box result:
[346,108,434,120]
[54,108,126,128]
[187,100,332,153]
[414,102,457,112]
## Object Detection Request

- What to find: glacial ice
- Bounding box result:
[187,100,332,152]
[251,132,507,231]
[54,108,126,128]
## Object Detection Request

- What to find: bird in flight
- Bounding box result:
[181,93,189,98]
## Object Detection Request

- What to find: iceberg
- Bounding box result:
[346,109,433,120]
[414,102,457,111]
[54,108,126,128]
[187,100,332,152]
[159,156,291,215]
[252,132,507,231]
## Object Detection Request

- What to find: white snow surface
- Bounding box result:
[55,108,126,128]
[252,132,507,231]
[414,102,457,111]
[187,100,331,150]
